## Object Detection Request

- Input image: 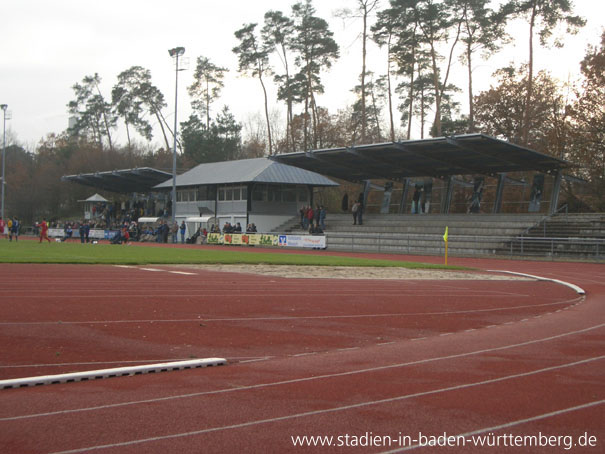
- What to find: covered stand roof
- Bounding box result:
[270,134,569,182]
[62,167,172,193]
[154,157,338,189]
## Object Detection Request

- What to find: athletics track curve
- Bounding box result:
[0,253,603,453]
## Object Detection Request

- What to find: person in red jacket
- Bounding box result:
[121,227,130,244]
[306,206,314,229]
[39,219,51,243]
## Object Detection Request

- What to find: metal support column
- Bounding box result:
[493,173,506,214]
[549,171,562,215]
[399,178,410,214]
[441,176,454,214]
[362,180,371,206]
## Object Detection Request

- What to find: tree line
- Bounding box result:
[3,0,604,223]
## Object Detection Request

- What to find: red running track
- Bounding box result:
[0,254,603,453]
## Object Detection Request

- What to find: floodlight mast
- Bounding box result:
[1,104,7,220]
[168,47,185,227]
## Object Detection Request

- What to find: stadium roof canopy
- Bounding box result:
[270,134,570,183]
[62,167,172,194]
[154,157,338,189]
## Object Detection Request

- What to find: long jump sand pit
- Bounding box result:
[176,264,533,281]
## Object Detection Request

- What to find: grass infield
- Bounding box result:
[0,238,461,270]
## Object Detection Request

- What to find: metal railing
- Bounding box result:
[521,204,569,237]
[510,235,603,258]
[325,232,604,260]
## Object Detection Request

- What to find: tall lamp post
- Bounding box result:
[1,104,8,220]
[168,46,185,226]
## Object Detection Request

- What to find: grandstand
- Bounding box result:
[276,212,604,260]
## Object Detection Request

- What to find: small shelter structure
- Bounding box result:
[78,193,109,220]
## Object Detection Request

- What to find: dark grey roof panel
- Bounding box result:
[62,167,172,193]
[271,134,570,182]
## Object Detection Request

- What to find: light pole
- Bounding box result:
[168,46,185,227]
[1,104,8,220]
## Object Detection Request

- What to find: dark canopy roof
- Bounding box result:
[62,167,172,194]
[271,134,569,182]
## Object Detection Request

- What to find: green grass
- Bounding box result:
[0,239,462,270]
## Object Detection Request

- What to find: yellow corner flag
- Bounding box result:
[443,226,449,265]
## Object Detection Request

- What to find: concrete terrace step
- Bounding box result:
[277,211,604,259]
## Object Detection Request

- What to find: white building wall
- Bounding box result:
[249,213,295,233]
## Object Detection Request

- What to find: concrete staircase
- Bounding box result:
[503,213,605,258]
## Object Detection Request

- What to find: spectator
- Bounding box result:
[356,193,364,225]
[319,206,326,230]
[171,221,179,243]
[412,186,421,214]
[79,222,86,243]
[62,223,73,242]
[299,205,306,229]
[306,206,314,230]
[180,221,186,244]
[341,193,349,212]
[121,227,130,245]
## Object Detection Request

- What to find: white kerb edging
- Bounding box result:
[0,358,227,390]
[487,270,586,295]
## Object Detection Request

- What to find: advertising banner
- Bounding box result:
[173,232,309,248]
[48,228,63,238]
[207,233,222,244]
[278,235,326,249]
[89,229,106,239]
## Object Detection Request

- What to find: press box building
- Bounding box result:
[153,157,338,233]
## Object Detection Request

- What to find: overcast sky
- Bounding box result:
[1,0,604,149]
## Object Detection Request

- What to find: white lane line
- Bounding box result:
[488,270,586,295]
[169,271,197,275]
[382,399,605,452]
[6,323,604,423]
[1,297,582,327]
[45,356,605,454]
[235,357,274,364]
[139,268,164,272]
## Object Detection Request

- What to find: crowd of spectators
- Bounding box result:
[299,205,326,234]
